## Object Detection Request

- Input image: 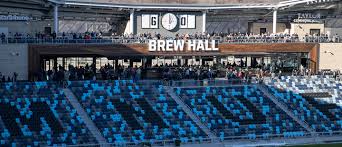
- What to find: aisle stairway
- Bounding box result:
[165,86,217,139]
[63,88,108,146]
[257,85,316,136]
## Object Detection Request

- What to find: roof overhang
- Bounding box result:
[49,0,318,10]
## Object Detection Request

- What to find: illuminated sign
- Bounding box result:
[149,40,219,52]
[141,13,196,30]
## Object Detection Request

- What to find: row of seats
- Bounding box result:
[175,85,307,140]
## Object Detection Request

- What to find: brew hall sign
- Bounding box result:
[148,40,219,52]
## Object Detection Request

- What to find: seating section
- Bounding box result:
[0,82,97,146]
[265,76,342,135]
[269,76,342,104]
[69,80,206,145]
[175,85,306,140]
[2,77,341,146]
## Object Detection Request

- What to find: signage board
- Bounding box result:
[293,13,321,23]
[141,14,159,29]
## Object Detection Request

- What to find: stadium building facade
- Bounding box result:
[1,0,342,147]
[28,43,319,81]
[0,0,341,81]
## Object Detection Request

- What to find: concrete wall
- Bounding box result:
[325,18,342,38]
[0,44,28,80]
[206,18,249,34]
[319,43,342,71]
[290,23,324,40]
[0,20,113,36]
[59,20,112,33]
[135,12,203,37]
[325,28,342,38]
[124,20,132,35]
[0,20,53,36]
[249,23,287,34]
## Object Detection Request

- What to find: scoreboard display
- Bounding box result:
[141,14,159,28]
[141,13,196,30]
[179,15,196,29]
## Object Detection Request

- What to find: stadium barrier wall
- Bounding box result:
[319,43,342,71]
[0,44,28,80]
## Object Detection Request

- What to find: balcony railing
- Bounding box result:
[0,36,341,44]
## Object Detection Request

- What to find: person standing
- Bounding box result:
[136,67,141,81]
[13,72,18,82]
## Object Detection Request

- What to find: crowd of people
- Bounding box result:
[37,64,216,82]
[2,31,104,42]
[36,64,143,82]
[0,72,18,83]
[158,64,217,81]
[1,31,342,44]
[110,32,342,43]
[29,61,275,84]
[2,62,341,86]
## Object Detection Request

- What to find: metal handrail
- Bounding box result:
[171,79,248,87]
[259,83,315,135]
[1,37,341,45]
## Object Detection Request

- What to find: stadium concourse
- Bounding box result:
[1,0,342,146]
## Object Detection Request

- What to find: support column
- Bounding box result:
[130,9,135,34]
[146,57,152,68]
[115,59,118,69]
[62,57,65,70]
[202,11,207,33]
[53,57,58,71]
[245,57,248,67]
[54,5,59,34]
[92,57,96,74]
[273,9,277,34]
[129,59,133,67]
